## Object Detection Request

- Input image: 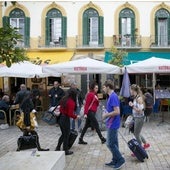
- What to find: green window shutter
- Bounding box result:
[25,17,30,47]
[168,18,170,45]
[131,17,135,45]
[155,17,158,45]
[98,16,104,45]
[62,16,67,46]
[3,16,9,27]
[119,17,122,35]
[45,17,50,46]
[83,14,89,45]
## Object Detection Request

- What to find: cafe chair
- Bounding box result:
[13,109,20,125]
[36,105,44,119]
[160,99,169,113]
[0,110,7,124]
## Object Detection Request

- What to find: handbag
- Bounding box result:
[48,105,61,116]
[42,106,60,125]
[17,134,38,151]
[16,112,38,131]
[124,115,133,128]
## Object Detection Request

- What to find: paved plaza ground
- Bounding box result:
[0,114,170,170]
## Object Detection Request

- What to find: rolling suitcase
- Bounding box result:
[119,132,149,162]
[128,138,149,162]
[68,130,78,149]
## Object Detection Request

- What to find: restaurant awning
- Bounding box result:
[27,51,74,65]
[104,51,170,65]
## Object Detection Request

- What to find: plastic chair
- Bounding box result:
[0,110,7,124]
[160,99,169,112]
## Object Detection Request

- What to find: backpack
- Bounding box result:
[145,93,154,107]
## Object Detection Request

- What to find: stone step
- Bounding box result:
[0,151,65,170]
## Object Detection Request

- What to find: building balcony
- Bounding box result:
[150,35,170,49]
[38,36,67,50]
[113,34,142,49]
[15,39,30,49]
[76,35,104,50]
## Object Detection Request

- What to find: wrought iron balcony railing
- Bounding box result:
[38,36,67,48]
[76,35,104,49]
[113,34,142,49]
[150,35,170,48]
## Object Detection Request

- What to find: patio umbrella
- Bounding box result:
[42,57,121,74]
[119,67,130,98]
[42,57,121,89]
[0,61,50,78]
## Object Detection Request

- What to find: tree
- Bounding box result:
[108,46,127,67]
[0,25,29,67]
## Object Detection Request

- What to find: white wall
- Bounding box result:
[2,1,170,37]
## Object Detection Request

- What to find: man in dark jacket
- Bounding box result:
[0,95,10,123]
[48,81,65,107]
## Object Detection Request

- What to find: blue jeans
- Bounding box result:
[71,107,81,130]
[106,128,124,164]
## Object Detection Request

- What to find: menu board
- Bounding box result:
[155,90,170,99]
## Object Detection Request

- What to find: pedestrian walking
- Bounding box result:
[70,82,84,132]
[129,84,150,152]
[102,80,125,170]
[78,82,106,145]
[55,88,80,155]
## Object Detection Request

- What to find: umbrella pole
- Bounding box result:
[87,73,90,92]
[153,72,156,104]
[145,74,148,88]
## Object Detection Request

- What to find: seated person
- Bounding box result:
[0,95,10,124]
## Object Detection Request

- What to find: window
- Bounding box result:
[119,8,135,46]
[83,8,103,46]
[3,8,30,47]
[155,9,170,46]
[46,8,67,46]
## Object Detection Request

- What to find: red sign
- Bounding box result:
[159,66,170,70]
[74,67,87,71]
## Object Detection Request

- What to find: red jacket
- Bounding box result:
[84,91,99,115]
[59,98,77,119]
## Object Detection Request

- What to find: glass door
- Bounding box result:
[158,19,168,46]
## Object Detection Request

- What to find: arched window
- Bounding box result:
[45,8,67,46]
[119,8,135,46]
[82,8,103,46]
[3,8,30,47]
[155,8,170,46]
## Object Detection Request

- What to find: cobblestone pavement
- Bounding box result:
[0,115,170,170]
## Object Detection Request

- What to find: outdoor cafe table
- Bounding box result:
[9,104,19,126]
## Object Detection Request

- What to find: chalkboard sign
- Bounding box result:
[155,90,170,99]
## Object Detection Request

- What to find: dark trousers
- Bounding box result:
[57,114,70,151]
[80,111,103,140]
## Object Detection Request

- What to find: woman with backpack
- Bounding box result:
[129,84,150,155]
